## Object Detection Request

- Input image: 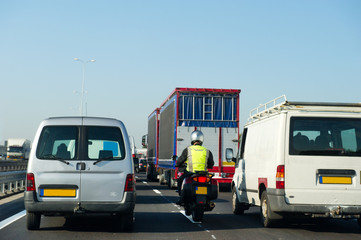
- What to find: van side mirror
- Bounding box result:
[225,148,234,162]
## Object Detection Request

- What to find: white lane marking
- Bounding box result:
[179,210,201,224]
[142,181,148,184]
[153,189,162,195]
[211,235,216,239]
[0,210,26,230]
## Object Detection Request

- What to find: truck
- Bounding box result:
[6,138,31,160]
[232,95,361,228]
[146,88,241,188]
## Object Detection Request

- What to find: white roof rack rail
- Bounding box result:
[248,95,287,123]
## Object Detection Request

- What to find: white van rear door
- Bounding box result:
[285,115,361,205]
[33,118,82,203]
[80,119,131,203]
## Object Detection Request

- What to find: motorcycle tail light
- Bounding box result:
[192,176,211,183]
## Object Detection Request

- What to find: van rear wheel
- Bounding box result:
[26,212,41,230]
[119,212,134,232]
[260,191,275,228]
[232,186,245,215]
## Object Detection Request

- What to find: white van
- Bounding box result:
[24,117,136,231]
[231,96,361,227]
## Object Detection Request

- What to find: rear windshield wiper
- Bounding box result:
[93,156,113,165]
[42,154,70,165]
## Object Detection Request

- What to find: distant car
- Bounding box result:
[139,158,147,172]
[24,117,136,231]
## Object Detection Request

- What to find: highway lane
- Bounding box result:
[1,173,361,239]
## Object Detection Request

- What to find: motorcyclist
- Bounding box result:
[175,130,214,205]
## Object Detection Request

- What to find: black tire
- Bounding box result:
[119,212,134,232]
[232,186,245,215]
[167,172,176,189]
[260,191,274,228]
[185,205,192,216]
[26,212,41,230]
[192,205,204,222]
[357,218,361,228]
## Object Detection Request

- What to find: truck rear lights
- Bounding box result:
[276,165,285,189]
[26,173,36,191]
[124,174,135,192]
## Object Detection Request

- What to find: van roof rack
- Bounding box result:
[248,95,361,123]
[248,95,287,123]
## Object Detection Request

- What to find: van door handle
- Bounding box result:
[76,162,86,170]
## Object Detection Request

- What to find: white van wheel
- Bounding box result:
[119,212,134,232]
[260,191,274,228]
[26,212,41,230]
[232,186,244,215]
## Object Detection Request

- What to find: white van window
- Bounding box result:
[86,126,125,160]
[290,117,361,156]
[36,126,78,160]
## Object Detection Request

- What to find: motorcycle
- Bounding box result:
[179,171,218,222]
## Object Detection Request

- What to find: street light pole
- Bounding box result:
[74,58,96,116]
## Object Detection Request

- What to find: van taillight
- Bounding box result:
[276,165,285,189]
[124,174,135,192]
[27,173,36,191]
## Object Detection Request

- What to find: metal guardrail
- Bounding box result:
[0,160,28,172]
[0,161,27,198]
[0,170,26,198]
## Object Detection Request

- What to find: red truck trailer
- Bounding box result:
[146,88,241,188]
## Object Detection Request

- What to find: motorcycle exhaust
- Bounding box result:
[205,202,216,211]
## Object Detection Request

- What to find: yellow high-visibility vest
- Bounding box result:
[186,145,209,172]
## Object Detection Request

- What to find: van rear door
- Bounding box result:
[80,118,130,203]
[34,118,82,204]
[285,115,361,205]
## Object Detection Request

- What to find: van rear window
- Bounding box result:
[86,126,126,160]
[290,117,361,156]
[36,126,78,160]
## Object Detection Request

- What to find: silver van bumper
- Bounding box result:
[267,189,361,218]
[24,191,136,214]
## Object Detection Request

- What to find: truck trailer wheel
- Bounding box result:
[167,171,176,189]
[26,212,41,230]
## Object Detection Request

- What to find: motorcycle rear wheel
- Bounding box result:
[192,205,204,222]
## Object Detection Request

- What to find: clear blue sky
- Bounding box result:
[1,1,360,148]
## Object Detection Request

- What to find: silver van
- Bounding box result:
[24,117,136,231]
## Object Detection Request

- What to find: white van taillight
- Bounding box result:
[26,173,36,191]
[276,165,285,189]
[124,174,135,192]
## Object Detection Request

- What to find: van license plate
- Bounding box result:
[195,186,207,195]
[40,189,76,197]
[319,176,352,184]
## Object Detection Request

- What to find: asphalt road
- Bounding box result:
[1,172,361,240]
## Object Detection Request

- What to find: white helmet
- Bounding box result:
[191,130,204,145]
